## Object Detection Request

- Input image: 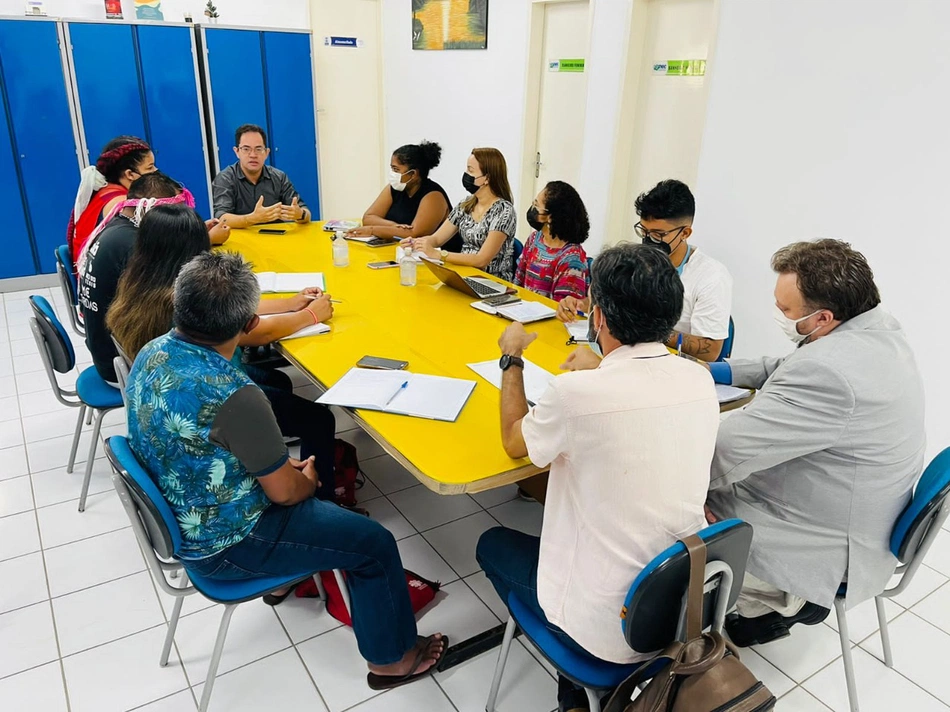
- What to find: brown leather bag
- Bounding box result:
[604,535,776,712]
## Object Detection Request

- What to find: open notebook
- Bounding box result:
[467,359,555,406]
[316,368,476,422]
[255,272,326,293]
[258,314,330,340]
[565,319,590,342]
[716,384,753,404]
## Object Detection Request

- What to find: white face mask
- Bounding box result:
[388,169,409,192]
[773,305,821,344]
[587,308,604,358]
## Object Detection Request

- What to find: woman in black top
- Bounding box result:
[348,141,459,249]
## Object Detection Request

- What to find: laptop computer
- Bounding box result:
[422,259,509,299]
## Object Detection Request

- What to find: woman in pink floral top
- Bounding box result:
[514,181,591,301]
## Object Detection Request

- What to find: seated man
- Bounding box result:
[706,239,925,646]
[212,123,311,228]
[559,179,732,362]
[126,251,444,686]
[477,243,720,710]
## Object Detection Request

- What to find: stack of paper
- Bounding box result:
[467,359,555,406]
[317,368,476,422]
[716,384,753,404]
[255,272,326,293]
[494,301,557,324]
[323,220,360,232]
[565,319,590,343]
[258,314,330,340]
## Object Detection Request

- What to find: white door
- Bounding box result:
[625,0,715,228]
[533,0,590,196]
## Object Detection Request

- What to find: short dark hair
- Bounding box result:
[174,252,260,344]
[590,242,683,345]
[393,140,442,178]
[127,171,181,199]
[235,123,267,148]
[543,181,589,245]
[634,179,695,223]
[771,239,881,322]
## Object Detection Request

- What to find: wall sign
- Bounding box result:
[325,36,363,48]
[548,58,585,73]
[653,59,706,76]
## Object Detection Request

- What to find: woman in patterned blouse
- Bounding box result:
[409,147,517,282]
[514,181,591,301]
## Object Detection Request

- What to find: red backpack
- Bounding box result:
[333,438,363,507]
[295,570,441,625]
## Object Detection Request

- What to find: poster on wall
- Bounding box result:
[135,0,165,21]
[104,0,122,19]
[412,0,488,51]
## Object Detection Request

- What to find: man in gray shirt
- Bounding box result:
[212,123,312,228]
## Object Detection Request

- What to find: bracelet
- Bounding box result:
[309,309,319,325]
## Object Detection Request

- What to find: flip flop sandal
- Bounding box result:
[366,635,449,691]
[262,584,298,606]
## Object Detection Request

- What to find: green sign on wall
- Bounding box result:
[653,59,706,76]
[548,58,585,73]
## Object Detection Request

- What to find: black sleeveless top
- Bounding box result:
[385,178,461,251]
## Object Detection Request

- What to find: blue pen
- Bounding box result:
[576,310,586,318]
[383,381,410,408]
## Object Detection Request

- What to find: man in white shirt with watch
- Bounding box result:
[476,243,720,712]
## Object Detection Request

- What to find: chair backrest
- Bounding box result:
[891,447,950,563]
[513,237,524,264]
[719,317,736,361]
[55,244,79,306]
[621,519,753,653]
[29,295,76,374]
[104,436,181,560]
[113,357,131,407]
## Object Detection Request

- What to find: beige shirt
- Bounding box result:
[521,342,719,663]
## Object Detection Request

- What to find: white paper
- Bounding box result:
[255,272,326,293]
[494,301,557,324]
[716,384,752,404]
[467,359,555,406]
[317,369,408,410]
[323,220,359,231]
[257,314,332,340]
[469,300,497,315]
[565,319,590,342]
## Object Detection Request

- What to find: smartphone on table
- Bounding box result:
[368,261,399,270]
[259,228,287,235]
[356,356,409,371]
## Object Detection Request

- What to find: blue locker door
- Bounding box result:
[137,25,211,219]
[0,20,80,275]
[68,23,146,162]
[204,29,267,173]
[263,32,320,218]
[0,76,35,278]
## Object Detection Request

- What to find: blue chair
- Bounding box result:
[513,237,524,265]
[29,296,123,512]
[833,447,950,712]
[486,520,753,712]
[719,317,736,361]
[104,436,348,712]
[54,244,84,337]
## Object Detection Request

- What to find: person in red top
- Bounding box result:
[67,136,156,267]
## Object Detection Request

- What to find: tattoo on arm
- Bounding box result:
[671,332,724,362]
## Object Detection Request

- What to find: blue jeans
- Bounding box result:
[187,499,417,666]
[476,527,596,705]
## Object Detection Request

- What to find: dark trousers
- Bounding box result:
[245,364,336,501]
[187,499,418,665]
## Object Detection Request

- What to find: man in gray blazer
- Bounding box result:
[706,239,925,647]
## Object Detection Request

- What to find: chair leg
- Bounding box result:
[198,603,238,712]
[333,569,351,618]
[85,408,93,426]
[314,573,327,602]
[875,596,894,668]
[834,597,860,712]
[78,408,106,512]
[161,594,186,667]
[67,405,86,474]
[486,616,517,712]
[585,687,602,712]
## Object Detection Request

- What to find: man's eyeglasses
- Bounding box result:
[634,222,688,241]
[238,146,267,156]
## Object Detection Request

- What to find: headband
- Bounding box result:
[96,142,150,173]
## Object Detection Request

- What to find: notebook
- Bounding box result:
[316,368,476,422]
[255,272,326,293]
[565,319,590,342]
[493,301,557,324]
[467,359,555,406]
[258,314,330,340]
[716,384,753,404]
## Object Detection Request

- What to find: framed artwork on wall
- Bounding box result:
[412,0,488,50]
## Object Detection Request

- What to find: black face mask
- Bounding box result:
[462,172,480,194]
[641,235,672,255]
[526,206,544,231]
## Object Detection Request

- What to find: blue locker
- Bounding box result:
[0,74,35,278]
[137,25,211,219]
[263,32,320,218]
[68,23,146,164]
[203,29,268,173]
[0,20,80,275]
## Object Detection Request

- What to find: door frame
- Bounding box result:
[518,0,594,217]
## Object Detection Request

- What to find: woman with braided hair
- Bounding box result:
[67,136,156,267]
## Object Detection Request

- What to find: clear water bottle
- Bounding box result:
[399,247,417,287]
[332,230,349,267]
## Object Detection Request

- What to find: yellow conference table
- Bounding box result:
[223,222,579,495]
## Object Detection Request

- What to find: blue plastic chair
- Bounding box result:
[486,520,753,712]
[29,296,123,512]
[832,447,950,712]
[719,317,736,361]
[105,436,348,712]
[54,245,84,337]
[512,238,524,271]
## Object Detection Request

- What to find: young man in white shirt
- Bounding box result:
[477,243,720,712]
[558,179,733,362]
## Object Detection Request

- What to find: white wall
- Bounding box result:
[695,0,950,457]
[4,0,309,28]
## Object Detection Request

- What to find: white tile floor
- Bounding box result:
[1,287,950,711]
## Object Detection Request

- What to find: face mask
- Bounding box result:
[587,309,604,358]
[526,206,544,231]
[462,172,480,194]
[773,305,821,344]
[388,170,409,192]
[641,235,672,255]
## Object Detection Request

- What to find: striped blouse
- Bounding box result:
[514,230,590,301]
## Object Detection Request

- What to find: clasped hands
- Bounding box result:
[252,195,305,224]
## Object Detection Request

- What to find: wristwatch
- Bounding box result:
[439,248,449,261]
[499,354,525,371]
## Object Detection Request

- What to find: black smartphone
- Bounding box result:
[356,355,409,370]
[259,228,287,235]
[368,261,400,270]
[482,293,521,307]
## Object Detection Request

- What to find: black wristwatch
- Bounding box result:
[499,354,525,371]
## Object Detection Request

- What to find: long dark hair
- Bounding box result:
[96,136,152,185]
[107,204,210,358]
